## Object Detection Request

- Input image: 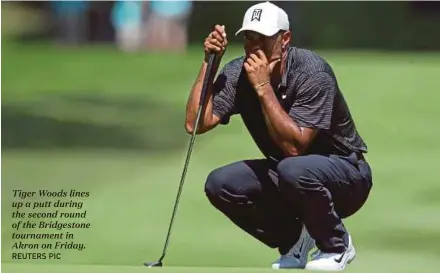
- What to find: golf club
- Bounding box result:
[144,52,217,268]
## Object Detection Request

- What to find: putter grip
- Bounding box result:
[199,53,217,106]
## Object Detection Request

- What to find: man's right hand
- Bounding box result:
[204,24,228,60]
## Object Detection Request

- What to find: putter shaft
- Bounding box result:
[146,53,217,266]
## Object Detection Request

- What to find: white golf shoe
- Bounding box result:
[305,234,356,271]
[272,226,316,269]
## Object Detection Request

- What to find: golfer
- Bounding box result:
[185,2,372,271]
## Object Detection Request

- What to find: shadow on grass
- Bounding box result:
[1,93,189,152]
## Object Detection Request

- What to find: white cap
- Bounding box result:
[235,1,290,37]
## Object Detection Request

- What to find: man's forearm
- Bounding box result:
[257,85,305,156]
[261,106,283,146]
[185,58,221,132]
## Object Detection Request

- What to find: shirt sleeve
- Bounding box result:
[212,60,241,124]
[288,72,336,130]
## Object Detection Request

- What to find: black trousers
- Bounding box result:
[204,153,372,254]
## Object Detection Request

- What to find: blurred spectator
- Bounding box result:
[144,0,193,52]
[50,1,90,45]
[111,0,145,52]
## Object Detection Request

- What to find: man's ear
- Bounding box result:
[282,31,291,50]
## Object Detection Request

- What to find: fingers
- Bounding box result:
[211,30,224,45]
[205,24,228,54]
[214,25,228,48]
[243,62,251,72]
[246,56,257,68]
[214,24,227,42]
[247,51,268,66]
[248,53,261,65]
[209,36,223,49]
[255,50,268,63]
[204,39,222,52]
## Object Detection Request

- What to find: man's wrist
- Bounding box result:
[255,82,273,97]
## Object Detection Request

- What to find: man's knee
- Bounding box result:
[204,163,255,206]
[204,166,241,201]
[204,167,225,200]
[277,157,322,192]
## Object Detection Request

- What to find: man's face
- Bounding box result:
[243,30,287,62]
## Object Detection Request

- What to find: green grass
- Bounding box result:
[2,41,440,272]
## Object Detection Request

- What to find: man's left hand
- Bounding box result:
[244,50,280,92]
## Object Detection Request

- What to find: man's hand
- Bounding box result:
[244,50,280,94]
[204,24,228,61]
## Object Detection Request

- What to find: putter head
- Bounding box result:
[144,261,163,267]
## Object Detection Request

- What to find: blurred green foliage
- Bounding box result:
[189,1,440,50]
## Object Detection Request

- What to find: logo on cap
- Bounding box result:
[251,9,262,22]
